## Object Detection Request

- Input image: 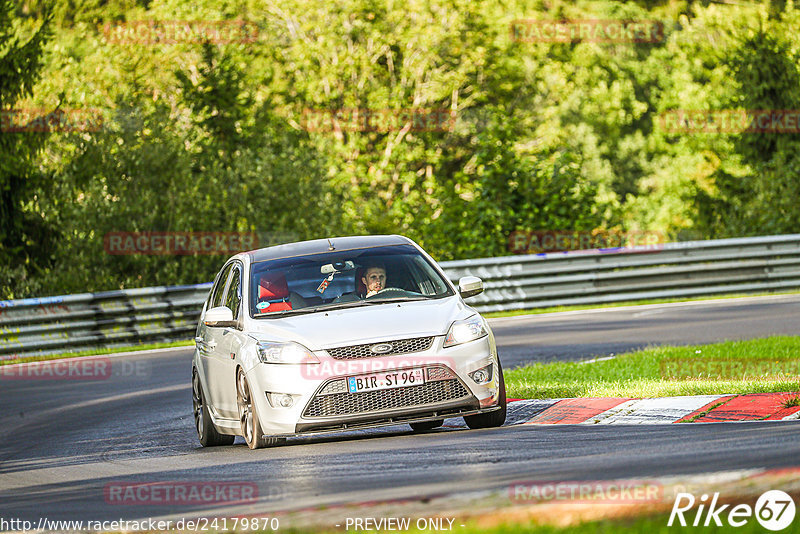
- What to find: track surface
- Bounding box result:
[1,295,799,522]
[492,294,800,368]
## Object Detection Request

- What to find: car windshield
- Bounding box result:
[250,244,454,318]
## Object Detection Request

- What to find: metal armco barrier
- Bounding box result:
[0,284,211,359]
[2,234,800,359]
[447,234,800,312]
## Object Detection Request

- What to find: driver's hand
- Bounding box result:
[365,280,384,296]
[366,289,379,298]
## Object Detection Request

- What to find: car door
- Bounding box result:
[206,262,244,419]
[196,262,233,413]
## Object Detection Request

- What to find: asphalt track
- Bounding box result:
[492,294,800,368]
[1,295,799,523]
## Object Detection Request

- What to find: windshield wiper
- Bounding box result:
[362,296,430,304]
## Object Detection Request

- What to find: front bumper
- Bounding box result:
[295,363,480,433]
[293,400,490,435]
[246,333,501,435]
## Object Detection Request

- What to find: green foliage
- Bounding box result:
[693,14,800,238]
[4,0,800,298]
[41,46,339,293]
[0,0,52,298]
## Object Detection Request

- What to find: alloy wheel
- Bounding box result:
[192,372,204,439]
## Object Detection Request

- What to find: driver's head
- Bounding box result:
[361,262,386,294]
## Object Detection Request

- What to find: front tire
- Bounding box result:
[237,369,273,450]
[464,360,507,429]
[193,370,235,447]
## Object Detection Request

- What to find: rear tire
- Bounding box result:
[410,420,444,432]
[193,370,235,447]
[464,360,507,429]
[237,369,272,450]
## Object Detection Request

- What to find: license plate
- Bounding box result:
[347,368,426,394]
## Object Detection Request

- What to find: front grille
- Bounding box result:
[318,379,348,396]
[326,337,434,360]
[427,366,454,381]
[303,378,470,418]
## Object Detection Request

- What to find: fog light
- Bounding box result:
[469,364,493,385]
[266,392,297,408]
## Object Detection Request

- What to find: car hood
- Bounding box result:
[246,296,473,350]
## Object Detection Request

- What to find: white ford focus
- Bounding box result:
[192,235,506,449]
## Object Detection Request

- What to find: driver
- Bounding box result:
[361,261,387,298]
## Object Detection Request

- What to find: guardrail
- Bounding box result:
[2,234,799,359]
[447,234,800,312]
[0,284,211,360]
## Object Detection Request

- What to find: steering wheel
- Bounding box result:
[365,287,406,299]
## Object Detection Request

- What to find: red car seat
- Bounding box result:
[355,267,367,297]
[258,272,292,311]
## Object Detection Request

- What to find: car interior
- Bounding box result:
[255,271,308,312]
[252,254,434,314]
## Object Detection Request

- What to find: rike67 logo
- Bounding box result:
[669,490,796,531]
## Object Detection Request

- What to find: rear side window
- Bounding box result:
[209,263,233,309]
[225,266,242,320]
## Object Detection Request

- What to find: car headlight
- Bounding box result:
[257,342,320,364]
[444,315,488,348]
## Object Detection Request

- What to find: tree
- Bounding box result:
[696,24,800,236]
[0,0,52,298]
[43,43,341,294]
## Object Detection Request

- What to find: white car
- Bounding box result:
[192,235,506,449]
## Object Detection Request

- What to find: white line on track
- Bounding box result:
[487,293,800,324]
[0,345,193,369]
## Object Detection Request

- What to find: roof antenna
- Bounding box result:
[327,238,335,251]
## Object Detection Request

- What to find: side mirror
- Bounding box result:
[458,276,484,299]
[204,306,237,328]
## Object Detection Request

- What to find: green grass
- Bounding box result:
[676,399,732,423]
[443,513,784,534]
[505,336,800,399]
[0,340,194,366]
[784,395,800,408]
[483,289,800,319]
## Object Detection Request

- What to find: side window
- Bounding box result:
[209,263,233,309]
[224,266,242,320]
